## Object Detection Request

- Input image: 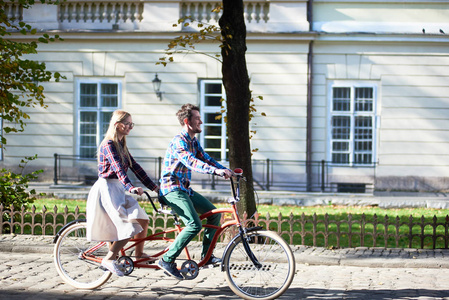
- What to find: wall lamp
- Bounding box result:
[152,73,164,101]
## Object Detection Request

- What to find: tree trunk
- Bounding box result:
[219,0,256,218]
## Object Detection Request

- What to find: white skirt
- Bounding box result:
[86,178,149,242]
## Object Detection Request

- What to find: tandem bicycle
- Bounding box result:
[53,169,295,300]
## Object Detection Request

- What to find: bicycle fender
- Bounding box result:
[220,226,264,272]
[53,218,87,243]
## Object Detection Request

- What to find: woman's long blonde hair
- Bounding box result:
[98,110,132,167]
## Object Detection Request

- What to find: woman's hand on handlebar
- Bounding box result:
[215,168,233,179]
[130,187,144,195]
[131,186,160,196]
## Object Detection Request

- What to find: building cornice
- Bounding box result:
[8,30,318,41]
[9,30,448,44]
[316,32,449,43]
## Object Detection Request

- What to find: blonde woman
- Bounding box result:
[86,110,158,276]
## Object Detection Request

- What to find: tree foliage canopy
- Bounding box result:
[0,0,64,147]
[1,0,65,217]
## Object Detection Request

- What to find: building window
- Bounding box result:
[77,80,121,158]
[329,85,377,166]
[199,80,228,161]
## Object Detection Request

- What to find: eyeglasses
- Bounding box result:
[122,122,135,128]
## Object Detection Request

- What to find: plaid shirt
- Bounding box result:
[160,129,227,196]
[98,140,158,192]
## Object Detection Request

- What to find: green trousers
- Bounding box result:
[161,190,221,262]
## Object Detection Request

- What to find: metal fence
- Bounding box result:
[53,154,376,193]
[2,204,448,249]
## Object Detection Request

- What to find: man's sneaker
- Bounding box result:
[158,259,184,280]
[203,254,222,266]
[101,259,125,277]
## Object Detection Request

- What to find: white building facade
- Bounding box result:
[2,0,449,193]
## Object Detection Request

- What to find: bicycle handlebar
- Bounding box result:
[215,168,243,178]
[143,191,176,216]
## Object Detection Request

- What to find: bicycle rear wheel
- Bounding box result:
[54,221,112,289]
[223,230,295,300]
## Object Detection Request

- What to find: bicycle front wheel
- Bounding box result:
[54,221,112,289]
[223,230,295,300]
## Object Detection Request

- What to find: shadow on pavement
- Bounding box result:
[283,287,449,299]
[1,287,449,299]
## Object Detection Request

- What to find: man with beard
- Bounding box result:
[158,103,233,279]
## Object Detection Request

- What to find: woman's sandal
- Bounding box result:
[101,259,125,276]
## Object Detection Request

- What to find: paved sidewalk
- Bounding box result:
[1,234,449,269]
[3,251,449,300]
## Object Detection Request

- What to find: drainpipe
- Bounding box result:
[306,0,314,191]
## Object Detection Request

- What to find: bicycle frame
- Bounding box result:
[72,169,258,272]
[118,197,243,270]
